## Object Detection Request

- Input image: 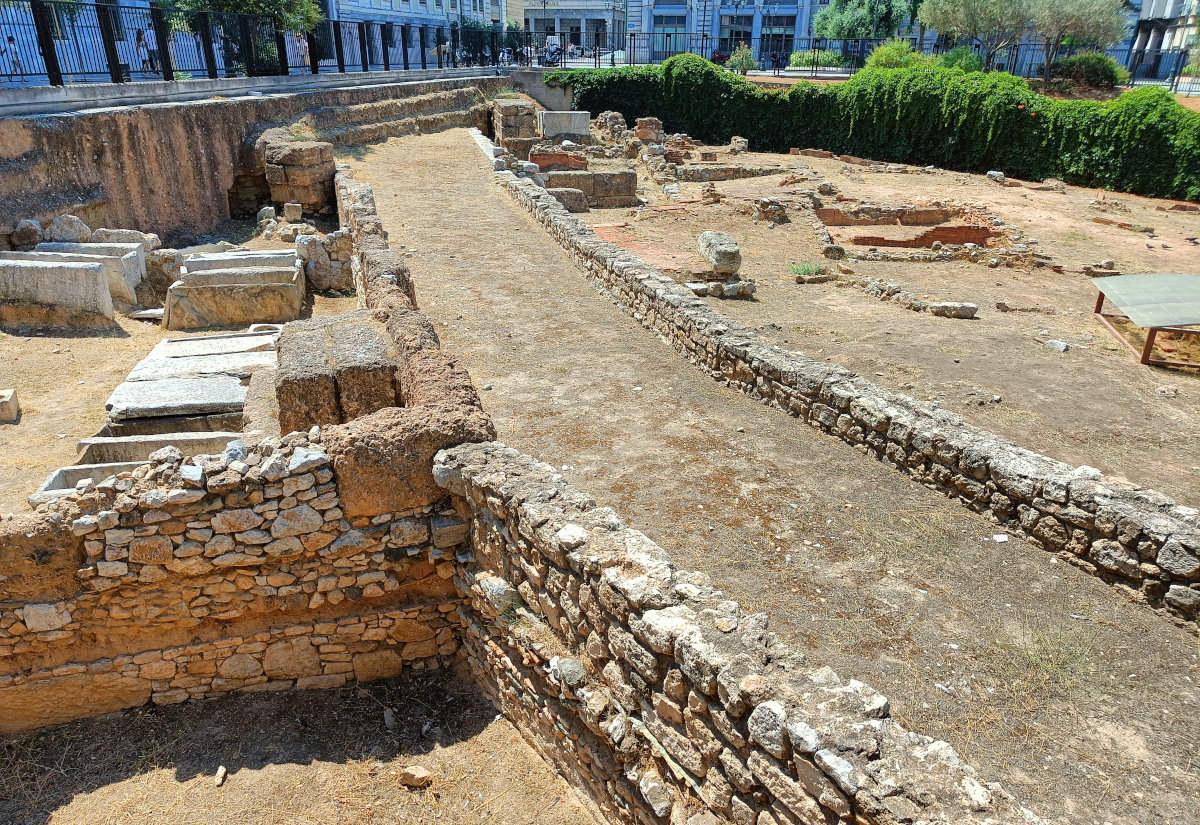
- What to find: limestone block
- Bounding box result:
[164,270,304,331]
[0,388,18,423]
[21,602,71,631]
[528,143,588,172]
[275,324,340,435]
[698,231,742,274]
[329,318,398,421]
[183,249,295,272]
[91,228,162,250]
[0,259,113,322]
[46,214,92,243]
[265,140,333,167]
[263,637,321,679]
[352,649,405,682]
[545,171,594,196]
[105,374,247,421]
[537,110,591,138]
[283,202,304,222]
[0,250,141,306]
[38,241,146,283]
[0,671,150,733]
[592,171,637,197]
[547,188,590,213]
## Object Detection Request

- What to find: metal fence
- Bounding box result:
[0,0,541,86]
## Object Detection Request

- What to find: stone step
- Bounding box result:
[76,431,242,464]
[177,266,298,286]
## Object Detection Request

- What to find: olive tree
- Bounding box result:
[918,0,1029,68]
[1029,0,1127,80]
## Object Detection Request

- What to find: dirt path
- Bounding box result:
[346,129,1200,825]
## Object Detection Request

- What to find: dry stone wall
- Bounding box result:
[0,434,470,733]
[489,164,1200,627]
[436,441,1047,825]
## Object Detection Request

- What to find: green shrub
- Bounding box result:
[864,39,929,69]
[726,44,758,74]
[1050,52,1130,87]
[789,48,845,69]
[550,54,1200,201]
[938,45,984,73]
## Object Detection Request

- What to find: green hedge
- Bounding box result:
[546,54,1200,201]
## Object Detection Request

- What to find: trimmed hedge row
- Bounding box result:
[546,55,1200,201]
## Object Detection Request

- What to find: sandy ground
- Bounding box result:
[0,671,598,825]
[579,153,1200,502]
[344,128,1200,825]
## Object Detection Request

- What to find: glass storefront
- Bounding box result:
[717,14,752,56]
[759,14,795,62]
[652,14,686,60]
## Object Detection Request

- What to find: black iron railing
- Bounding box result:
[0,0,537,86]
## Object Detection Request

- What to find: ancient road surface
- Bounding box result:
[347,129,1200,825]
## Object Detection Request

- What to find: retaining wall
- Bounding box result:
[489,163,1200,627]
[0,74,506,245]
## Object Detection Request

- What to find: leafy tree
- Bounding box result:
[174,0,323,31]
[918,0,1028,68]
[1029,0,1126,81]
[725,43,758,73]
[813,0,911,39]
[865,38,930,66]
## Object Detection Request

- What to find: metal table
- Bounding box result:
[1092,274,1200,368]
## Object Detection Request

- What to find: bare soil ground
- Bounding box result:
[579,152,1200,502]
[0,670,597,825]
[345,128,1200,825]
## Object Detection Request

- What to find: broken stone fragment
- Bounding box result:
[698,231,742,274]
[397,765,433,788]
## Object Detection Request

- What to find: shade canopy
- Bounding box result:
[1092,274,1200,328]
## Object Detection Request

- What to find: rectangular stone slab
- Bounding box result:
[164,275,304,331]
[36,241,146,283]
[105,374,247,421]
[184,249,297,271]
[77,431,242,464]
[0,260,113,319]
[537,110,590,138]
[126,349,277,382]
[177,266,297,286]
[157,332,278,358]
[0,249,140,305]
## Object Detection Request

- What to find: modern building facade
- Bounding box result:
[1131,0,1198,53]
[627,0,837,58]
[329,0,504,29]
[523,0,626,49]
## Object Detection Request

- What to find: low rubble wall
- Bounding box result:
[437,441,1046,825]
[491,167,1200,627]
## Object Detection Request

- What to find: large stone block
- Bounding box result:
[545,171,595,196]
[37,241,146,283]
[184,249,296,271]
[275,324,340,435]
[537,110,591,138]
[352,649,405,682]
[0,249,140,305]
[0,671,150,733]
[329,317,399,421]
[0,259,114,324]
[547,188,590,213]
[164,266,304,331]
[105,374,247,421]
[323,404,495,517]
[264,637,322,679]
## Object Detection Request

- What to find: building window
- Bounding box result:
[759,15,794,60]
[718,14,753,53]
[652,14,686,59]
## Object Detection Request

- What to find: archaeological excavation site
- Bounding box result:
[1,58,1198,825]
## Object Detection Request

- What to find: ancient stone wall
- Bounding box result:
[0,75,505,245]
[490,167,1200,627]
[0,435,469,733]
[436,442,1046,825]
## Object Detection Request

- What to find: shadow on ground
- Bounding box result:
[0,671,497,825]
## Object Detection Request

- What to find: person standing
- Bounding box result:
[135,29,151,72]
[1,35,25,81]
[295,31,309,69]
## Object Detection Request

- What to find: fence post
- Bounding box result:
[275,24,289,75]
[382,23,391,71]
[95,3,124,83]
[28,0,63,86]
[306,29,319,73]
[150,5,175,80]
[333,20,346,72]
[357,21,369,70]
[238,15,255,76]
[401,23,410,70]
[450,24,457,68]
[490,30,499,66]
[197,12,218,78]
[419,25,427,69]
